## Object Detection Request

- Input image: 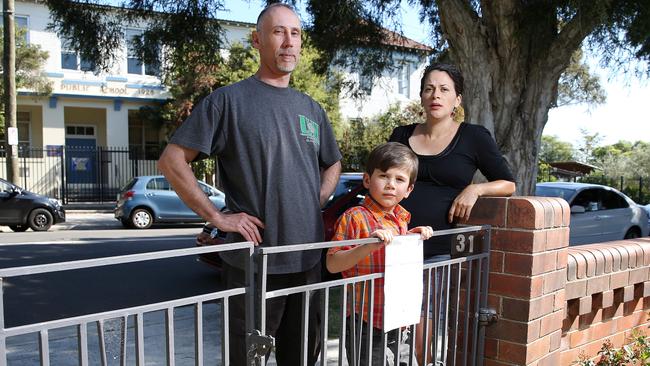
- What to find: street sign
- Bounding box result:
[8,127,18,145]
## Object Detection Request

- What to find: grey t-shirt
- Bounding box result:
[170,76,342,274]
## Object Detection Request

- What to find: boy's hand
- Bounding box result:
[409,226,434,240]
[370,229,394,247]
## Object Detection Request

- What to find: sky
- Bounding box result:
[219,0,650,147]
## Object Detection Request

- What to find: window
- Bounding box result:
[128,110,160,160]
[146,177,171,191]
[572,189,600,211]
[599,190,628,210]
[126,29,160,76]
[398,62,410,97]
[0,15,28,42]
[60,38,94,71]
[359,72,373,94]
[66,125,95,137]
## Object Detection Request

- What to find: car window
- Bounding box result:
[598,189,628,210]
[571,189,602,211]
[324,177,363,210]
[535,186,575,201]
[120,178,138,192]
[146,178,171,191]
[0,180,12,193]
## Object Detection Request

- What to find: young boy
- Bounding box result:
[327,142,433,366]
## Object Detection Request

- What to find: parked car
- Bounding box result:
[197,173,366,266]
[114,175,226,229]
[0,177,66,232]
[643,204,650,234]
[535,182,650,245]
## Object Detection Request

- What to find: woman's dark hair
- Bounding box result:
[365,142,419,185]
[419,63,464,97]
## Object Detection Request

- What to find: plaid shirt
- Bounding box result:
[328,196,411,329]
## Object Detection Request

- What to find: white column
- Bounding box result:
[106,104,129,148]
[42,97,65,146]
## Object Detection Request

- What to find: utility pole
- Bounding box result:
[3,0,18,184]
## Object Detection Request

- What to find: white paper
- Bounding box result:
[383,234,423,332]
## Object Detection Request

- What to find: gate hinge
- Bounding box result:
[247,329,275,362]
[478,308,499,326]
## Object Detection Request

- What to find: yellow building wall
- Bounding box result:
[63,107,107,146]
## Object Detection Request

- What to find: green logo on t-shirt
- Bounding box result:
[299,115,320,146]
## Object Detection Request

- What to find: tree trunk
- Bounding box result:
[3,0,19,184]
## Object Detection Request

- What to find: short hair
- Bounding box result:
[256,3,300,31]
[419,63,464,97]
[365,142,419,184]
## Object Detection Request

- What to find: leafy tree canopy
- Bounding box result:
[539,135,575,163]
[0,27,51,132]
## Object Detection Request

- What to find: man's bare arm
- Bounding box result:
[158,144,264,244]
[320,160,342,207]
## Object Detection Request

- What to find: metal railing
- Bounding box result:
[0,242,254,366]
[1,225,492,366]
[254,225,493,366]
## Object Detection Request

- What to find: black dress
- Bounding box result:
[389,123,515,257]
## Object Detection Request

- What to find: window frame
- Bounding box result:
[60,38,95,72]
[125,28,160,76]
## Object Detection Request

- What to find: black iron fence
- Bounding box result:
[579,175,650,205]
[0,146,214,204]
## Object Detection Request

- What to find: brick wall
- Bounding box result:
[467,196,650,365]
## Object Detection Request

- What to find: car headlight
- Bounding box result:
[48,198,61,208]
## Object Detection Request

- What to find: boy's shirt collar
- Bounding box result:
[361,195,411,224]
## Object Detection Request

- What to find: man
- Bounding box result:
[157,3,342,365]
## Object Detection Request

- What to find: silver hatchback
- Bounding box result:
[536,182,650,245]
[114,175,225,229]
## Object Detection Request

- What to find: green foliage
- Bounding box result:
[338,102,423,172]
[557,49,607,108]
[573,331,650,366]
[577,128,605,165]
[540,135,576,163]
[0,27,52,132]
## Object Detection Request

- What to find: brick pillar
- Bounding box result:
[467,196,570,365]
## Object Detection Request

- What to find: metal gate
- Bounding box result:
[250,225,494,366]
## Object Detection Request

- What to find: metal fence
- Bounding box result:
[0,225,492,366]
[0,242,254,366]
[0,146,216,204]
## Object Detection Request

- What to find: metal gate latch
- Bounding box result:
[247,329,275,359]
[478,308,499,326]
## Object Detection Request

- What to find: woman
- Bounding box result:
[389,62,516,363]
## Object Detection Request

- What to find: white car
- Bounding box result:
[536,182,650,245]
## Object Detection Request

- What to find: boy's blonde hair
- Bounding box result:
[365,142,418,184]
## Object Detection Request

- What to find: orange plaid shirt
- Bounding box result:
[328,196,411,329]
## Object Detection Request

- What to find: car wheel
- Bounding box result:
[9,224,28,232]
[624,228,641,240]
[130,208,153,229]
[28,208,53,231]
